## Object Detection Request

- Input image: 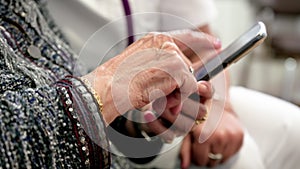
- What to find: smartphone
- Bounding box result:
[194,21,267,81]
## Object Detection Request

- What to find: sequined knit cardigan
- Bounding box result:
[0,0,131,168]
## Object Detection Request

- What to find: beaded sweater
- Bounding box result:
[0,0,131,168]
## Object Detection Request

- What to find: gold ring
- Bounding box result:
[195,114,208,125]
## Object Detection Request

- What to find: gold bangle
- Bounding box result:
[80,77,103,113]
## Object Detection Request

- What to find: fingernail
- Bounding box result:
[214,38,222,48]
[199,83,207,92]
[144,111,155,122]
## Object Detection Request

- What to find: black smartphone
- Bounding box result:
[194,21,267,81]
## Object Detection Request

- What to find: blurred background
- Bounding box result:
[212,0,300,106]
[48,0,300,106]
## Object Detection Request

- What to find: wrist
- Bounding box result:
[81,67,117,125]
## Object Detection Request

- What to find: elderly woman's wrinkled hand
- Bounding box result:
[82,30,220,125]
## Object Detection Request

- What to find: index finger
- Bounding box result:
[159,40,198,100]
[169,30,222,54]
[180,135,192,169]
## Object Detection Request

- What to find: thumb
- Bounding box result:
[180,134,192,169]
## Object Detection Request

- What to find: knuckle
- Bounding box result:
[156,33,173,42]
[213,131,227,144]
[147,32,159,37]
[226,131,236,142]
[157,32,168,38]
[161,42,178,52]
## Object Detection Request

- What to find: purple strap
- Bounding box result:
[121,0,134,46]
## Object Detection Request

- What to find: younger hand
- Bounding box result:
[180,112,244,168]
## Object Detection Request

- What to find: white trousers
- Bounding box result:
[139,86,300,169]
[228,86,300,169]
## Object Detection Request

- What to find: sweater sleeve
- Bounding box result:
[0,35,111,168]
[0,0,111,168]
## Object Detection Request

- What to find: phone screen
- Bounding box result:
[194,22,267,81]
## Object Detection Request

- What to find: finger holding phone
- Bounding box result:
[128,22,266,146]
[132,30,222,143]
[179,22,267,168]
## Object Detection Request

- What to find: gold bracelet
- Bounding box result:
[80,77,103,113]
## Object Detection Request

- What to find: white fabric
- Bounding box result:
[47,0,217,70]
[145,86,300,169]
[77,0,217,29]
[230,86,300,169]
